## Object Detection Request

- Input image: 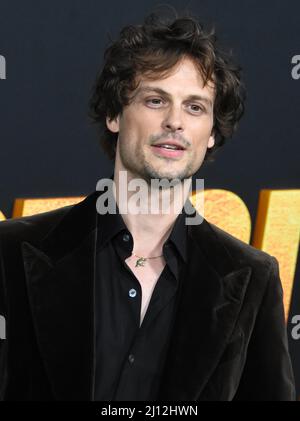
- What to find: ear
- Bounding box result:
[106,115,120,133]
[207,133,215,149]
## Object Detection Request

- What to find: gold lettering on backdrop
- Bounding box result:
[0,189,298,320]
[190,189,252,244]
[252,190,300,321]
[12,197,85,218]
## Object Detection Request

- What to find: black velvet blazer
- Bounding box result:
[0,191,296,401]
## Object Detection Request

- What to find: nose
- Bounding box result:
[161,106,184,133]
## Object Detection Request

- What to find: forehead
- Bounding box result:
[134,57,215,100]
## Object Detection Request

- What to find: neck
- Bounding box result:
[112,169,191,256]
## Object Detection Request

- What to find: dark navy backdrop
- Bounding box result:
[0,0,299,397]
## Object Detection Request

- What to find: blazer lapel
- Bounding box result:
[158,214,252,401]
[22,192,99,401]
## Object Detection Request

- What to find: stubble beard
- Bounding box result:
[119,141,194,190]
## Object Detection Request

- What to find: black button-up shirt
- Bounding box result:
[94,190,187,401]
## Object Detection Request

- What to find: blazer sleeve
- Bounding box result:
[233,256,296,401]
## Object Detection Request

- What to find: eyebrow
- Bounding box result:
[136,86,213,108]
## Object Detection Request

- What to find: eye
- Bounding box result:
[145,98,206,114]
[188,104,205,113]
[145,98,164,107]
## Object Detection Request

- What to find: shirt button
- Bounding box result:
[129,288,137,298]
[128,354,135,364]
[123,233,130,242]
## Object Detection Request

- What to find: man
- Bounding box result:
[0,12,296,401]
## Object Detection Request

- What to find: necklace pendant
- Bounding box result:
[135,257,147,267]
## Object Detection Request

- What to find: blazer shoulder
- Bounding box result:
[207,220,275,269]
[204,221,281,302]
[0,204,73,246]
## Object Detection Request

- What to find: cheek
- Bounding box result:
[195,145,209,160]
[192,122,214,149]
[121,113,151,139]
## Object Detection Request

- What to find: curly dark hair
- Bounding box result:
[88,8,246,162]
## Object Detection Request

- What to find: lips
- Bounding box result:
[151,144,185,158]
[152,140,186,150]
[154,144,184,151]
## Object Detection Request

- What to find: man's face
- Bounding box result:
[106,56,215,184]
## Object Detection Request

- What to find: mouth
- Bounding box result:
[150,142,186,159]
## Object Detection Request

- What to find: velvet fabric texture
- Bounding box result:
[0,190,296,401]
